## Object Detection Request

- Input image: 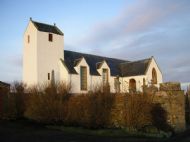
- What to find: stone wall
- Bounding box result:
[158,82,186,132]
[154,91,186,132]
[109,83,186,132]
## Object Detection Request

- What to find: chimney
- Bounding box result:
[30,17,32,21]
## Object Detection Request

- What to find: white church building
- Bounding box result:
[23,19,163,93]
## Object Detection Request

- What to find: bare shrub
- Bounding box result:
[12,82,27,118]
[124,93,154,130]
[24,82,71,123]
[87,89,115,128]
[0,82,27,119]
[65,95,90,126]
[64,85,115,128]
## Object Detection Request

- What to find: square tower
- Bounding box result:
[23,18,64,86]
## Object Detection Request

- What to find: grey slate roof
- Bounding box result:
[32,20,64,35]
[63,50,151,77]
[0,81,10,87]
[119,58,151,77]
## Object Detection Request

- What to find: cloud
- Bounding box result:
[77,0,190,48]
[67,0,190,83]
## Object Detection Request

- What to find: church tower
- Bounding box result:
[23,18,64,86]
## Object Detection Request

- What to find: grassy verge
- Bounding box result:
[47,125,172,138]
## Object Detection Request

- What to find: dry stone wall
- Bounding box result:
[109,82,186,132]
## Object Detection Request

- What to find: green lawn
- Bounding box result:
[47,125,171,138]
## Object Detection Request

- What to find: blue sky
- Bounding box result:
[0,0,190,88]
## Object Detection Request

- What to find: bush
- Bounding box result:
[0,81,171,133]
[65,87,115,128]
[0,82,26,119]
[124,93,154,130]
[24,82,71,123]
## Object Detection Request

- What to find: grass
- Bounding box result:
[47,125,172,138]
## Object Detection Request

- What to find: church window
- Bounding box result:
[27,35,30,43]
[143,78,146,86]
[114,77,120,93]
[49,33,53,42]
[80,66,87,90]
[129,79,136,93]
[48,73,50,80]
[102,68,108,85]
[152,68,157,84]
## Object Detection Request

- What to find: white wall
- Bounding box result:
[119,57,163,93]
[23,20,64,86]
[71,58,90,93]
[65,60,118,93]
[145,57,163,87]
[59,60,69,83]
[23,21,38,86]
[120,75,146,93]
[59,57,163,94]
[36,27,64,85]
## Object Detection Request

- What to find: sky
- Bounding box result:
[0,0,190,88]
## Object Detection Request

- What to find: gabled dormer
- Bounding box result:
[96,60,110,85]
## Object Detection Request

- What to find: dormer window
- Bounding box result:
[27,35,30,43]
[80,66,87,90]
[102,68,108,85]
[49,33,53,42]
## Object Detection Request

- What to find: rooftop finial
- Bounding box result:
[54,23,56,26]
[30,17,32,21]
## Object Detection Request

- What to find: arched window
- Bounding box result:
[129,79,136,92]
[152,68,157,84]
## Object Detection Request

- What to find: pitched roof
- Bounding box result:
[0,81,10,87]
[64,50,128,76]
[119,58,151,77]
[63,50,152,77]
[32,20,64,35]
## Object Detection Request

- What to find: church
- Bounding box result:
[23,19,163,93]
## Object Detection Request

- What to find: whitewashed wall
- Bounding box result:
[120,75,146,93]
[145,57,163,88]
[119,58,163,93]
[23,20,64,86]
[59,60,69,83]
[23,21,38,86]
[37,29,64,85]
[59,57,163,93]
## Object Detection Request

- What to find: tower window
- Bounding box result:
[27,35,30,43]
[49,33,53,42]
[48,73,50,80]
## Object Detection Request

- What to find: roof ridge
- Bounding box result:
[64,50,128,62]
[32,20,55,27]
[120,57,151,65]
[31,19,63,35]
